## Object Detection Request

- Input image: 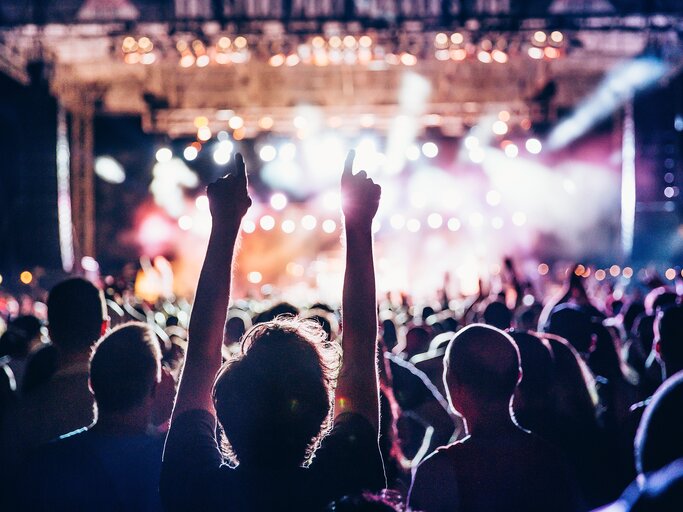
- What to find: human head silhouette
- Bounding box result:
[443,324,521,420]
[212,316,339,467]
[47,277,106,353]
[89,322,161,414]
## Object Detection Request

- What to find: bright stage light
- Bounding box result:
[301,215,317,230]
[405,144,420,161]
[213,141,232,165]
[355,137,384,173]
[504,143,519,158]
[390,214,406,230]
[183,146,198,161]
[477,51,492,64]
[247,271,262,284]
[228,116,244,130]
[447,218,461,231]
[322,219,337,233]
[178,215,193,231]
[260,145,277,162]
[94,156,126,184]
[528,47,543,59]
[270,192,288,210]
[547,57,668,150]
[486,190,501,206]
[372,219,381,233]
[469,147,486,163]
[422,142,438,158]
[260,215,275,231]
[279,142,297,161]
[150,159,199,218]
[512,211,527,226]
[525,138,542,154]
[195,195,209,211]
[322,190,341,211]
[406,219,421,232]
[242,220,256,233]
[427,213,443,229]
[533,31,547,44]
[281,219,296,233]
[155,147,172,163]
[492,121,508,135]
[20,271,33,284]
[468,213,484,228]
[197,126,212,141]
[491,216,504,229]
[464,136,479,150]
[550,31,564,43]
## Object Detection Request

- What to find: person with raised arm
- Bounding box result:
[160,152,384,512]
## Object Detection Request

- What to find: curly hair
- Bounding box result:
[212,315,341,467]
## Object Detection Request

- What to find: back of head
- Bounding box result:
[90,322,161,414]
[213,316,339,467]
[545,304,594,354]
[544,335,598,429]
[510,331,554,430]
[405,326,430,357]
[444,324,521,405]
[635,371,683,475]
[656,305,683,374]
[0,315,41,358]
[47,278,105,352]
[482,301,512,330]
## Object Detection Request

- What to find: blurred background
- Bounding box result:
[0,0,682,302]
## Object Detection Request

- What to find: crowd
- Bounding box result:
[1,151,682,511]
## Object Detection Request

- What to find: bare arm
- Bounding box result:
[335,150,381,431]
[171,153,252,418]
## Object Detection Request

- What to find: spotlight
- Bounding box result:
[422,142,438,158]
[525,138,542,154]
[260,215,275,231]
[155,147,172,163]
[270,192,288,210]
[183,146,198,161]
[259,145,277,162]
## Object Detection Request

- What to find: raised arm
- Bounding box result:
[171,153,252,418]
[335,150,381,430]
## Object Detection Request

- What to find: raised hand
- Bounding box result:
[206,152,252,230]
[341,150,381,227]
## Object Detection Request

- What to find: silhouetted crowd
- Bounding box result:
[1,153,682,511]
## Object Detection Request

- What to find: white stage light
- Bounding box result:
[525,138,542,154]
[213,141,233,165]
[155,147,172,163]
[279,142,297,161]
[260,145,277,162]
[390,214,406,230]
[427,213,443,229]
[422,142,438,158]
[270,192,288,210]
[195,195,209,211]
[260,215,275,231]
[406,219,421,232]
[242,220,256,233]
[94,156,126,184]
[405,144,420,161]
[281,219,296,233]
[183,146,198,161]
[301,215,317,230]
[322,219,337,233]
[447,218,461,231]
